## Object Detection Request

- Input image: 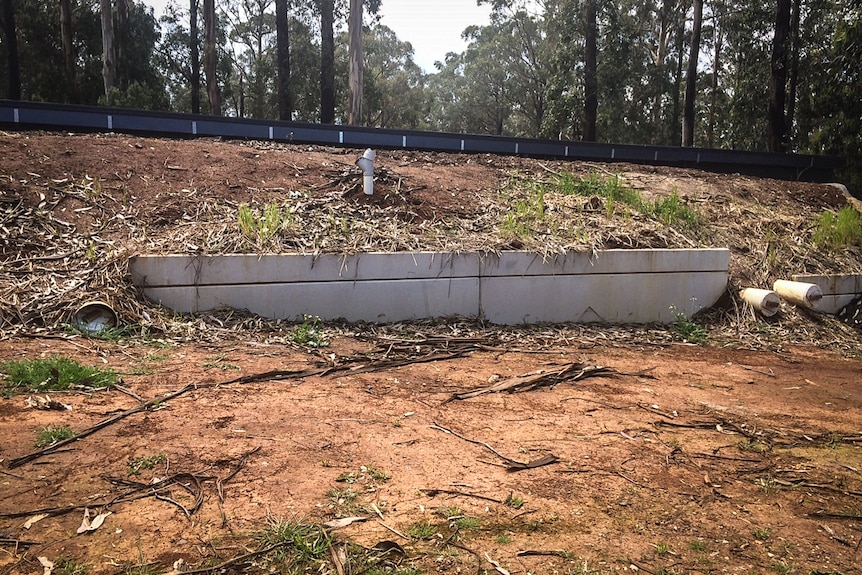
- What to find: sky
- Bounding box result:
[141,1,493,72]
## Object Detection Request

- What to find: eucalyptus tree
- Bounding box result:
[1,0,21,99]
[359,23,426,128]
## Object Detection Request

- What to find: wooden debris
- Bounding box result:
[446,362,615,402]
[431,423,559,472]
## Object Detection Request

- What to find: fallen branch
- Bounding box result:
[420,488,506,505]
[446,363,614,402]
[431,423,558,472]
[7,383,197,468]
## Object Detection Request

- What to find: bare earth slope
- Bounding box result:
[0,132,860,575]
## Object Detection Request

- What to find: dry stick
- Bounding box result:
[7,383,197,468]
[430,422,558,471]
[420,488,506,505]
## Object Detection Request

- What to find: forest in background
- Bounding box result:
[0,0,860,188]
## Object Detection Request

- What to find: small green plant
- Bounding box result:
[653,542,671,556]
[670,312,708,345]
[1,356,117,393]
[738,439,769,453]
[289,315,329,348]
[813,206,862,249]
[407,520,437,540]
[440,507,480,531]
[754,527,771,541]
[255,516,331,571]
[54,557,90,575]
[772,560,791,574]
[758,476,778,493]
[504,492,525,509]
[202,353,241,371]
[128,453,166,476]
[35,425,75,447]
[495,533,512,544]
[689,540,708,552]
[238,202,291,246]
[363,466,390,481]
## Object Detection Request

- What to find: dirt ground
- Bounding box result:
[1,132,861,574]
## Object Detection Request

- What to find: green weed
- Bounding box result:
[754,527,771,540]
[128,453,166,476]
[35,425,75,447]
[670,313,708,345]
[54,557,90,575]
[813,206,862,249]
[689,540,708,552]
[504,492,525,509]
[255,516,331,571]
[238,202,291,246]
[407,520,437,540]
[495,533,512,544]
[202,353,241,371]
[290,315,329,348]
[1,356,118,393]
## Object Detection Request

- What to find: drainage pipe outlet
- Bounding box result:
[739,288,781,317]
[356,148,376,195]
[772,279,823,309]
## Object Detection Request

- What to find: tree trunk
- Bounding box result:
[116,0,127,84]
[785,0,801,146]
[275,0,291,120]
[190,0,200,114]
[682,0,703,147]
[707,1,724,148]
[203,0,220,115]
[100,0,115,103]
[767,0,791,152]
[1,0,20,100]
[347,0,363,125]
[320,0,335,124]
[59,0,76,102]
[583,0,597,142]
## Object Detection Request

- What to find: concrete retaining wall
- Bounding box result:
[129,249,730,325]
[791,273,862,314]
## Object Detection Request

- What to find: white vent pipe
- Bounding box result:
[356,148,376,195]
[739,288,781,317]
[772,280,823,309]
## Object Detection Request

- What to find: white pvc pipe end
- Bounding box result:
[772,279,823,309]
[356,148,376,195]
[739,288,781,317]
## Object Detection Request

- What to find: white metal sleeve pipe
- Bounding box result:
[772,279,823,309]
[739,288,781,317]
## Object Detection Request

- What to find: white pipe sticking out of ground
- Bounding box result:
[356,148,376,195]
[773,279,823,309]
[739,288,781,317]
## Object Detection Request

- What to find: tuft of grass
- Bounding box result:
[238,202,292,247]
[504,492,525,509]
[407,520,437,540]
[128,453,166,476]
[202,353,241,371]
[500,184,546,240]
[689,540,707,552]
[556,173,699,229]
[653,542,671,556]
[54,557,90,575]
[35,425,75,447]
[813,206,862,249]
[496,533,512,545]
[754,527,771,541]
[1,356,118,393]
[440,507,480,531]
[255,516,331,571]
[363,465,390,481]
[289,315,329,348]
[670,314,708,345]
[738,439,770,453]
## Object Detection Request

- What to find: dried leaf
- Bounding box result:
[484,552,511,575]
[23,513,49,529]
[37,556,54,575]
[323,516,368,529]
